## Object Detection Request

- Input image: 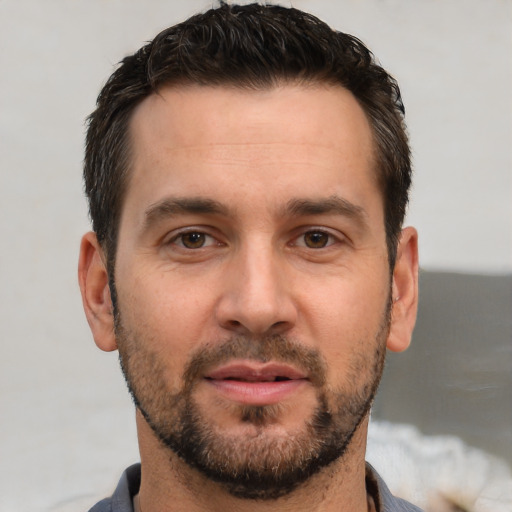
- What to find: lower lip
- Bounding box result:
[206,379,307,405]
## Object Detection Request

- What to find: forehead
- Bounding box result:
[129,83,375,159]
[122,83,380,225]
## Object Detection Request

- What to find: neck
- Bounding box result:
[135,411,372,512]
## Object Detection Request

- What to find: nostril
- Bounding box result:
[272,321,287,328]
[217,300,297,335]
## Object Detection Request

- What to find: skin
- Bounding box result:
[79,83,419,511]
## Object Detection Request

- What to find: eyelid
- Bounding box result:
[165,226,222,248]
[290,227,345,248]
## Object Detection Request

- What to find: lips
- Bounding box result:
[206,363,307,381]
[204,362,308,405]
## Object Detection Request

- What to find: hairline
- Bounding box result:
[104,78,392,275]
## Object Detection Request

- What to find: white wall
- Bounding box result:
[298,0,512,272]
[0,1,510,510]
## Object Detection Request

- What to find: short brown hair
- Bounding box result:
[84,2,411,273]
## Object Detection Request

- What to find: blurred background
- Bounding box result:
[0,1,510,510]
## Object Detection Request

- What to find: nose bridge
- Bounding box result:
[244,240,280,305]
[216,236,296,335]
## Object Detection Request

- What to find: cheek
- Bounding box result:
[121,265,211,322]
[300,272,387,329]
[296,273,389,378]
[115,271,219,382]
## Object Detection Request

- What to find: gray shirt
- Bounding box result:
[88,463,424,512]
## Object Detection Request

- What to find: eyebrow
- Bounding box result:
[142,194,368,231]
[284,195,368,226]
[143,197,229,230]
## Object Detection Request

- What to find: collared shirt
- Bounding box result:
[88,463,424,512]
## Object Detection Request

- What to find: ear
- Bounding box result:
[386,226,419,353]
[78,232,118,352]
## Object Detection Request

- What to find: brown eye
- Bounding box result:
[303,231,330,248]
[180,232,207,249]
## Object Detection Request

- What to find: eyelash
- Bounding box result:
[167,229,220,249]
[292,229,340,249]
[166,227,342,251]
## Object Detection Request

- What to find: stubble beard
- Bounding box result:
[114,306,389,500]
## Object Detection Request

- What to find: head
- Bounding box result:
[79,2,418,501]
[84,2,411,278]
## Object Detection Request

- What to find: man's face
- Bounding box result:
[113,84,392,498]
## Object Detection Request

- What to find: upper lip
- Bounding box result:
[205,362,308,382]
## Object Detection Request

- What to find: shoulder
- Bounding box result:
[386,496,424,512]
[366,463,424,512]
[88,464,141,512]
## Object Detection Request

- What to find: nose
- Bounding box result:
[215,244,297,336]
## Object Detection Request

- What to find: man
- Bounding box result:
[78,2,420,511]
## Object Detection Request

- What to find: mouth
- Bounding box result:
[204,362,309,405]
[223,376,292,382]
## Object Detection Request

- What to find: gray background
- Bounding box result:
[0,1,511,511]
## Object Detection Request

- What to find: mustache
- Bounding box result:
[182,335,327,390]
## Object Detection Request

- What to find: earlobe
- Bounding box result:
[78,232,118,352]
[387,227,419,353]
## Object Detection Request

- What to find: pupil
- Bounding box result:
[183,232,205,248]
[305,232,328,248]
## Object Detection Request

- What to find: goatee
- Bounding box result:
[116,327,388,500]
